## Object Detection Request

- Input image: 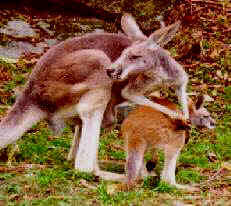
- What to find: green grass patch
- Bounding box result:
[176,169,204,184]
[153,181,179,194]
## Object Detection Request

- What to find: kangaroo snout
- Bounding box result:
[106,68,115,77]
[106,67,122,80]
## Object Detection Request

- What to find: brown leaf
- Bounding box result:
[79,179,96,190]
[107,184,119,195]
[221,162,231,171]
[208,152,217,162]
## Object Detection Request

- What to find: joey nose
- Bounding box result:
[210,121,216,127]
[116,68,122,77]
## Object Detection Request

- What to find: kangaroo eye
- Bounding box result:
[129,55,141,60]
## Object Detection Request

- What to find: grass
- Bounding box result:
[0,72,230,202]
[0,97,230,205]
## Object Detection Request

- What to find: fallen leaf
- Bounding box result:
[0,56,17,63]
[208,152,217,162]
[210,49,220,59]
[106,184,118,195]
[203,94,214,102]
[79,179,96,190]
[216,70,223,79]
[172,200,193,206]
[0,200,6,206]
[192,30,203,39]
[149,91,161,97]
[221,162,231,171]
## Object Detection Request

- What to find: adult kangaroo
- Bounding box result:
[0,33,131,174]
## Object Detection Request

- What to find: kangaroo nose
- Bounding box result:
[106,69,114,78]
[107,68,122,80]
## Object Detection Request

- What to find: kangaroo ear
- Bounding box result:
[195,95,205,110]
[121,13,146,41]
[149,21,181,46]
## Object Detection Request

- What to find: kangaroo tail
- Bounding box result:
[0,95,46,149]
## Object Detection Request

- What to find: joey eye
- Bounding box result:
[129,55,141,61]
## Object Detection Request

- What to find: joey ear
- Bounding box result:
[195,95,205,110]
[149,21,181,46]
[187,97,194,113]
[121,13,146,41]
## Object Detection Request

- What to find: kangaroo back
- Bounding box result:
[33,33,132,78]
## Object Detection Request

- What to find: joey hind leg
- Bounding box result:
[125,142,146,189]
[161,146,180,186]
[161,146,197,191]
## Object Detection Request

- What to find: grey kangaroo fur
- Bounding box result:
[97,95,215,191]
[0,13,185,175]
[0,32,131,173]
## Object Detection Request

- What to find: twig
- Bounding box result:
[0,164,46,173]
[200,17,216,22]
[112,144,124,150]
[204,168,223,183]
[99,160,125,166]
[0,105,10,109]
[191,0,223,7]
[107,1,121,8]
[79,179,97,190]
[183,62,200,68]
[49,196,72,200]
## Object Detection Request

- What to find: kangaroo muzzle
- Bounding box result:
[106,67,122,80]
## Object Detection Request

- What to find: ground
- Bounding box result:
[0,0,230,205]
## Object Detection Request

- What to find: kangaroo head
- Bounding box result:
[107,13,181,80]
[189,95,216,129]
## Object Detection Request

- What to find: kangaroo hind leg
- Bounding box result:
[67,125,80,161]
[75,88,111,173]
